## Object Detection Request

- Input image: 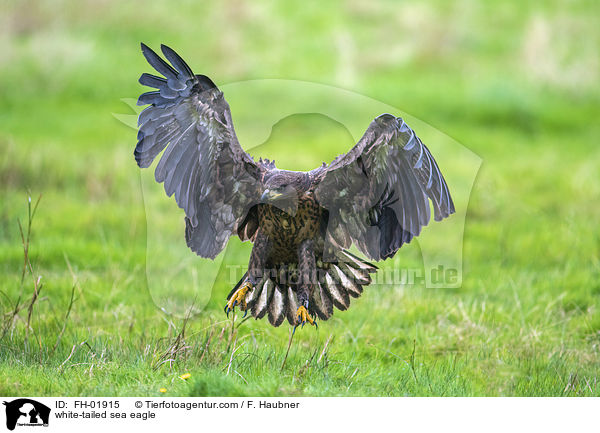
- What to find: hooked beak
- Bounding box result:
[261,189,283,202]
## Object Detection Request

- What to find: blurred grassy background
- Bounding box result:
[1,0,599,396]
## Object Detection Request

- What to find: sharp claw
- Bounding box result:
[294,305,316,330]
[242,309,248,318]
[224,282,252,318]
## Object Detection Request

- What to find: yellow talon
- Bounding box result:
[296,305,315,327]
[225,281,252,316]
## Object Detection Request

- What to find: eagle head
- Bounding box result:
[261,171,308,214]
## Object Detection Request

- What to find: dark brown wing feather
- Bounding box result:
[135,44,265,259]
[314,114,455,261]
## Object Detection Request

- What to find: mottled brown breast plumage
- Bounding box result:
[258,192,323,264]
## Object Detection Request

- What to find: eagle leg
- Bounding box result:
[294,239,318,330]
[224,230,271,317]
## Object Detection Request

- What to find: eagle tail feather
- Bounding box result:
[234,251,377,326]
[311,251,377,321]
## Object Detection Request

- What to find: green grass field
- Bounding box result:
[1,0,599,397]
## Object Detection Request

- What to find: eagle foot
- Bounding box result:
[294,305,317,332]
[224,281,252,317]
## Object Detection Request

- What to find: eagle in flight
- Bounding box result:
[134,44,455,329]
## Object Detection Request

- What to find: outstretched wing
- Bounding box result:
[135,43,264,259]
[314,114,455,261]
